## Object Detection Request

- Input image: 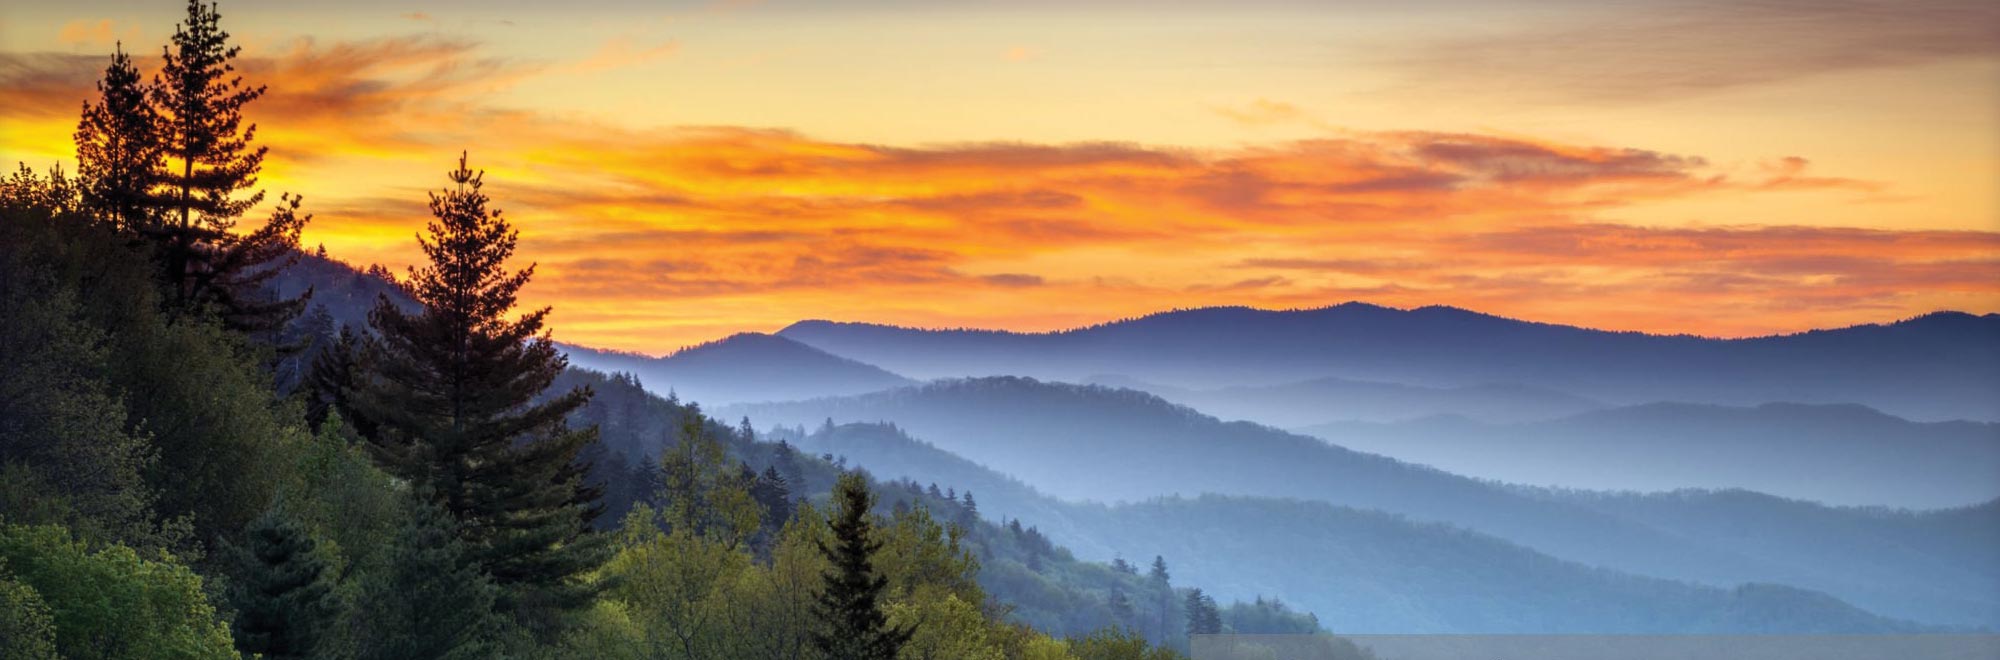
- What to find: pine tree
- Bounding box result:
[348,495,503,660]
[813,472,914,660]
[227,503,337,660]
[959,490,979,526]
[339,153,607,633]
[1150,555,1172,643]
[147,0,310,333]
[1185,588,1223,635]
[74,43,162,232]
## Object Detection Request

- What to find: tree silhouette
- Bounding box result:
[339,153,607,635]
[812,472,914,660]
[74,44,162,233]
[145,0,309,333]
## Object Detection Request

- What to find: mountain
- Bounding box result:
[1091,374,1607,426]
[563,332,915,407]
[776,303,2000,421]
[725,377,2000,627]
[1297,402,2000,508]
[778,421,1927,633]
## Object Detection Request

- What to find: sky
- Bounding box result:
[2,0,1996,353]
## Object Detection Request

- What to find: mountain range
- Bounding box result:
[776,304,2000,422]
[1295,401,2000,508]
[781,420,1946,633]
[562,332,915,406]
[728,377,2000,629]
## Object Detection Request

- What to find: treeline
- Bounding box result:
[0,2,1202,658]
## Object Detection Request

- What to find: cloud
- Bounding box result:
[1392,0,2000,102]
[2,31,1986,349]
[1003,46,1037,62]
[56,20,142,48]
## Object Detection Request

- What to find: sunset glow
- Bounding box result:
[4,0,1996,353]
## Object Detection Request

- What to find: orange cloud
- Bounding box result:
[3,33,1992,352]
[56,20,141,48]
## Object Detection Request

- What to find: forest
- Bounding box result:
[0,2,1315,658]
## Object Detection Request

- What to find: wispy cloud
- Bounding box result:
[2,31,1989,349]
[1391,0,2000,102]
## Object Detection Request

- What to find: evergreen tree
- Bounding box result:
[304,325,362,432]
[338,154,607,632]
[347,496,503,660]
[751,464,794,559]
[812,472,914,660]
[1185,588,1223,635]
[226,503,337,660]
[960,490,979,526]
[1150,555,1173,643]
[74,43,162,232]
[148,0,309,333]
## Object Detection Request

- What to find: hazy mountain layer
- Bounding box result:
[563,332,916,407]
[729,377,2000,627]
[783,422,1931,633]
[1090,374,1607,425]
[778,303,2000,421]
[1295,402,2000,508]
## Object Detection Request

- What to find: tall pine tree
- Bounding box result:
[74,43,162,233]
[226,503,337,660]
[339,153,607,635]
[347,495,504,660]
[813,472,914,660]
[147,0,309,333]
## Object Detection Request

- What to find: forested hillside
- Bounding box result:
[726,377,1999,628]
[0,4,1221,656]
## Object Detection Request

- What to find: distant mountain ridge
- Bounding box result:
[1091,374,1608,425]
[725,376,2000,628]
[1296,401,2000,508]
[777,303,2000,421]
[782,421,1932,633]
[562,332,916,407]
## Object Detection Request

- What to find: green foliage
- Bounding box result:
[280,413,405,581]
[658,413,762,550]
[0,571,59,660]
[0,523,235,659]
[0,188,158,546]
[224,503,338,659]
[338,154,608,632]
[814,473,915,660]
[1067,627,1186,660]
[343,497,507,660]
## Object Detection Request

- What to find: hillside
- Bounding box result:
[564,332,915,407]
[1296,402,2000,508]
[777,303,2000,421]
[774,422,1926,633]
[1093,374,1607,426]
[725,377,2000,627]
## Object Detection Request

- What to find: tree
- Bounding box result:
[656,414,762,550]
[813,473,914,660]
[0,523,236,659]
[750,464,794,559]
[148,0,310,333]
[226,503,338,659]
[1184,589,1222,636]
[0,575,59,660]
[74,43,162,232]
[345,496,505,660]
[1149,556,1172,643]
[338,153,607,631]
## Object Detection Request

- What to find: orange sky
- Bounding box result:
[2,1,1996,354]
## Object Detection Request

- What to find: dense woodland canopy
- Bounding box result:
[0,2,1314,657]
